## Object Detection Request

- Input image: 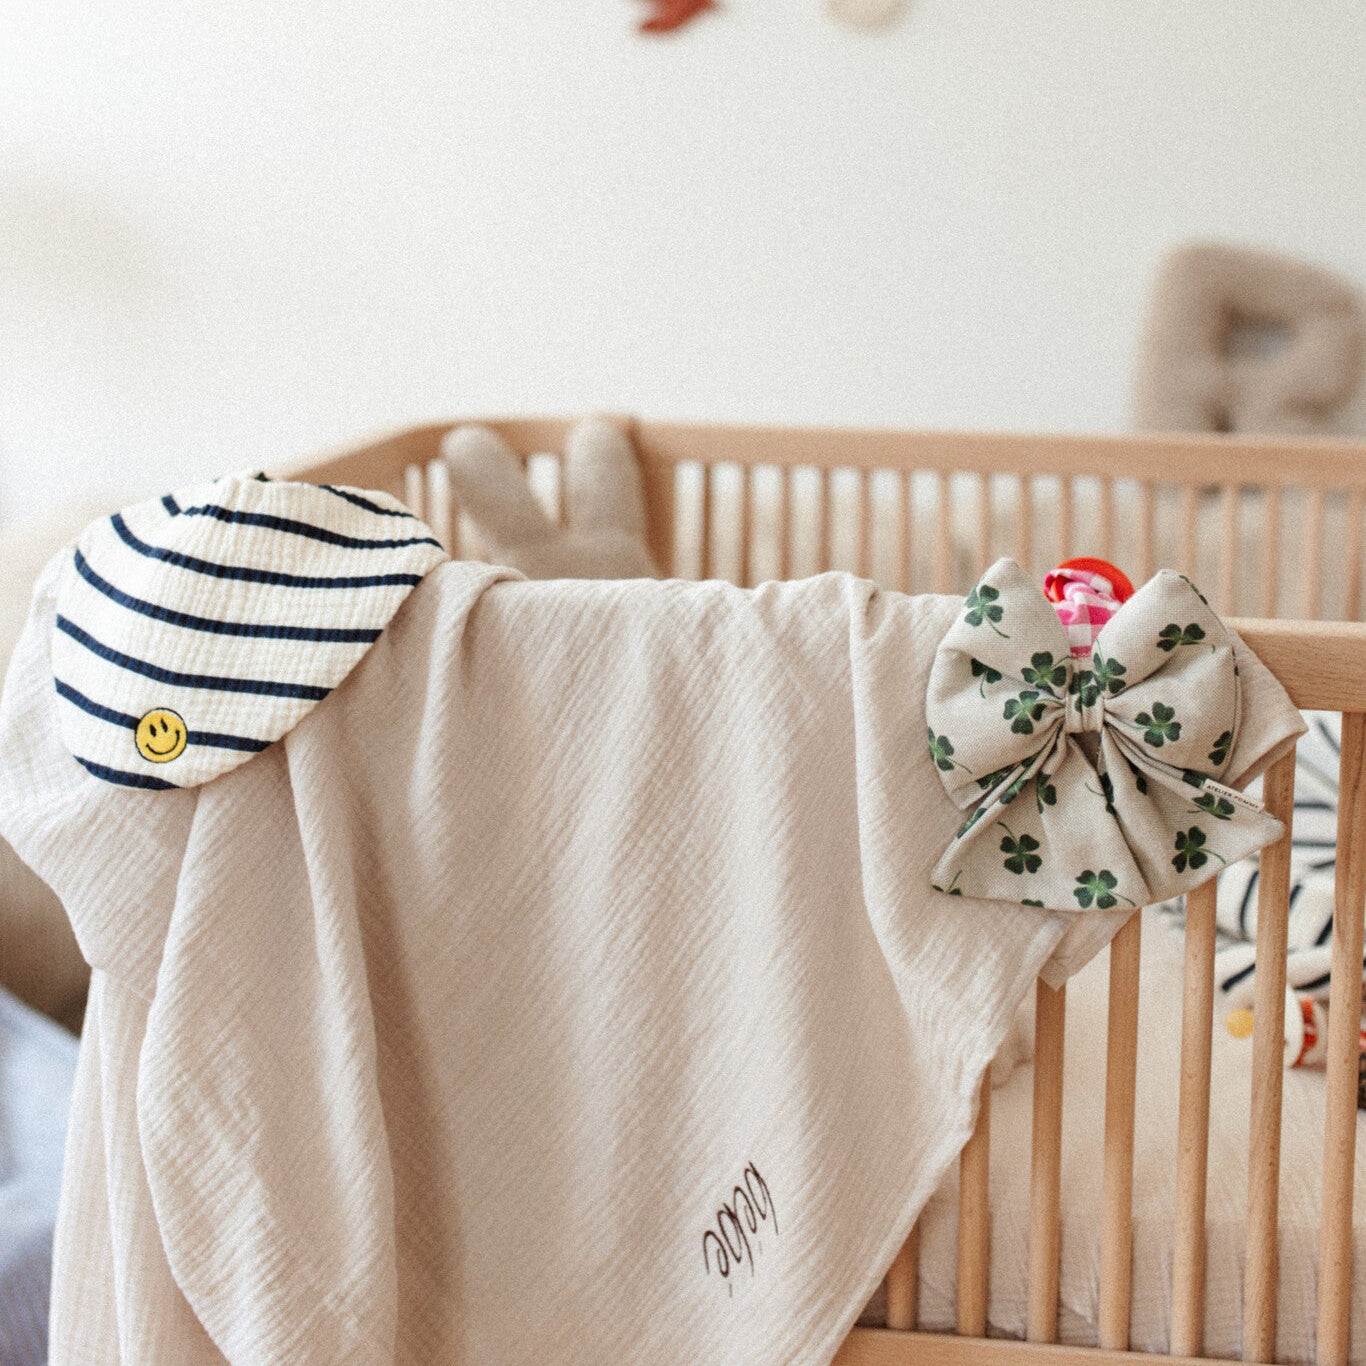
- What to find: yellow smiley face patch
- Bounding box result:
[135,709,188,764]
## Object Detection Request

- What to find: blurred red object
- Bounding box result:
[639,0,715,32]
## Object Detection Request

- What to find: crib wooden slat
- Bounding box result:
[1317,711,1366,1366]
[420,460,447,554]
[856,469,873,580]
[1027,981,1066,1344]
[1097,477,1115,562]
[1017,475,1034,578]
[1139,483,1157,584]
[957,1075,991,1337]
[818,467,833,574]
[1099,910,1142,1351]
[1242,748,1296,1363]
[544,454,564,535]
[897,471,912,593]
[699,463,714,580]
[1346,491,1365,622]
[738,463,754,588]
[1058,477,1074,563]
[779,466,794,580]
[885,1222,919,1331]
[1171,877,1218,1360]
[936,472,953,593]
[1179,485,1198,580]
[1261,488,1283,618]
[976,472,992,574]
[403,463,425,519]
[1304,489,1325,619]
[1218,487,1238,615]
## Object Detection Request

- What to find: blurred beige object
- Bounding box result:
[1,497,114,1031]
[826,0,904,28]
[441,417,660,579]
[1134,241,1366,436]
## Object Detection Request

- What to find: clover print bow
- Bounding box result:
[925,559,1286,913]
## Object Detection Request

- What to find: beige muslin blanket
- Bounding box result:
[0,542,1299,1364]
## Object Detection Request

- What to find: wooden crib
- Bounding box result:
[291,422,1366,1366]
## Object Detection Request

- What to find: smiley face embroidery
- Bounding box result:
[135,709,187,763]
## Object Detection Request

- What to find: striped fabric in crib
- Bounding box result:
[51,472,449,790]
[1203,711,1352,1007]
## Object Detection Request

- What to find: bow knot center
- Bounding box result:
[1066,690,1105,735]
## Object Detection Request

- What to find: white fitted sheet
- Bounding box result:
[861,905,1366,1365]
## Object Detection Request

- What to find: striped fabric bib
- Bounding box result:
[52,472,449,789]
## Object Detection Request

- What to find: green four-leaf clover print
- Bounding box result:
[1191,793,1235,820]
[971,657,1003,696]
[1072,652,1126,708]
[999,824,1042,875]
[1072,869,1135,910]
[976,765,1015,793]
[1021,650,1068,693]
[964,584,1009,637]
[1085,771,1117,816]
[928,728,964,772]
[1157,622,1206,652]
[1178,575,1211,607]
[1003,690,1048,735]
[1209,730,1233,767]
[1036,778,1057,814]
[1135,701,1181,747]
[1171,826,1229,874]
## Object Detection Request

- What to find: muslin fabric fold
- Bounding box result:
[4,549,1077,1366]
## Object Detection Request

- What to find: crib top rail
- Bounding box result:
[1231,619,1366,712]
[292,418,1366,490]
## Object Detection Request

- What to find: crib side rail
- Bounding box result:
[286,419,1366,620]
[848,625,1366,1366]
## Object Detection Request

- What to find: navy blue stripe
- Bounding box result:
[110,513,425,589]
[1316,906,1336,946]
[1238,868,1260,937]
[318,485,414,517]
[187,729,272,753]
[55,677,271,753]
[74,550,382,644]
[74,756,178,790]
[163,494,440,551]
[55,678,138,730]
[1293,800,1335,811]
[1220,959,1256,993]
[1297,969,1334,993]
[56,615,331,701]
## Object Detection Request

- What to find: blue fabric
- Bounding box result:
[0,986,78,1366]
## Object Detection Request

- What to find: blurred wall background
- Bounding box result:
[2,0,1365,520]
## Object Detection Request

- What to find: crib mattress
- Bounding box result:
[859,905,1366,1365]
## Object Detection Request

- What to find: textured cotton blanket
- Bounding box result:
[0,479,1303,1366]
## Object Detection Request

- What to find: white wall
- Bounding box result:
[2,0,1365,519]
